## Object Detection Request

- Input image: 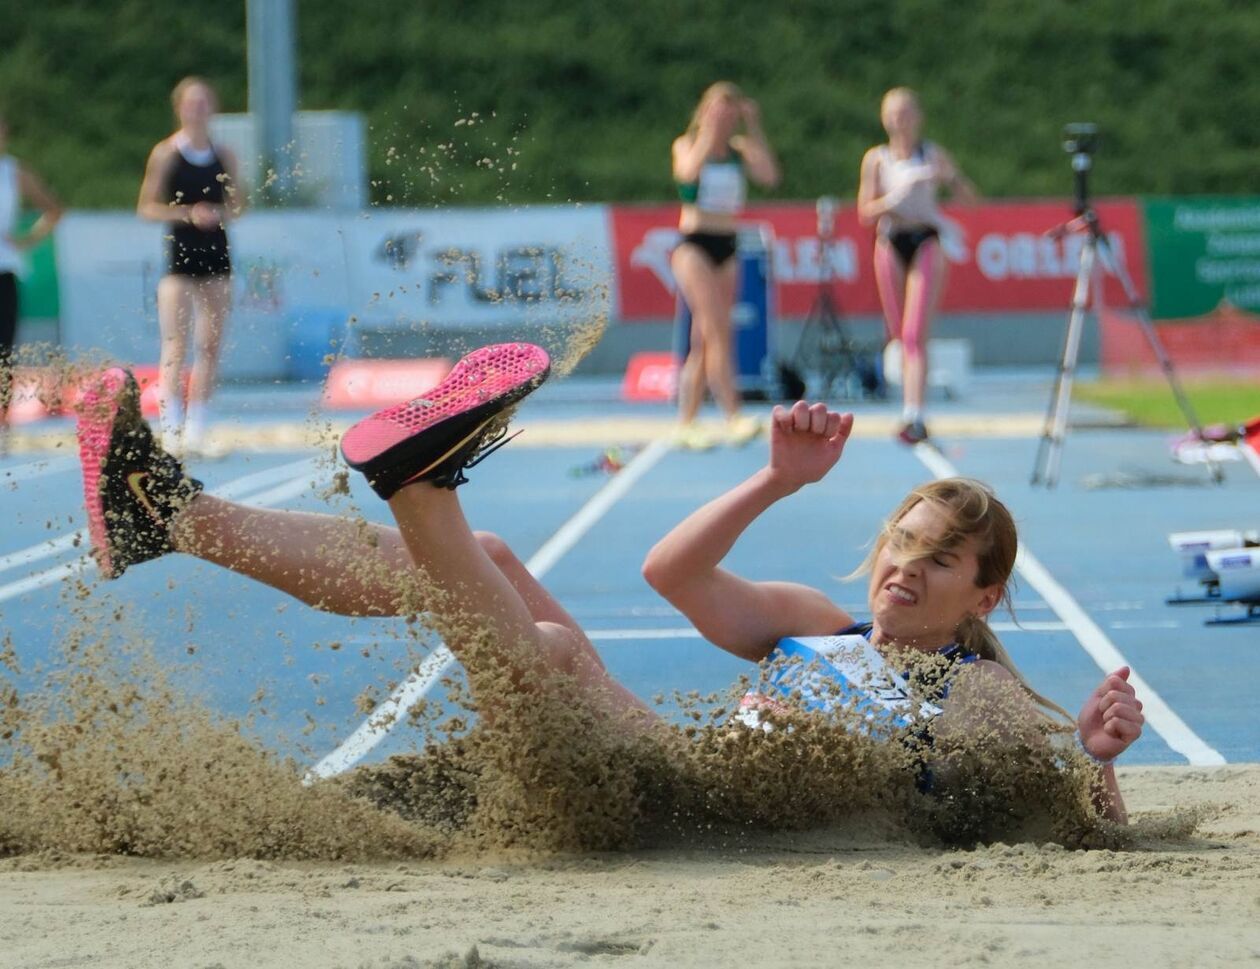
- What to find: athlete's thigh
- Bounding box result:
[157,275,196,334]
[671,244,726,318]
[905,239,946,316]
[535,621,656,721]
[191,275,232,325]
[873,240,907,337]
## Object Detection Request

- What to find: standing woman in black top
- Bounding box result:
[137,77,242,454]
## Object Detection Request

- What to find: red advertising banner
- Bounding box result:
[611,199,1146,321]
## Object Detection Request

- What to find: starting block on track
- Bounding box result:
[1170,415,1260,480]
[1167,529,1260,626]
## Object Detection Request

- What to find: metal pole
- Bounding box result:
[1033,234,1096,487]
[247,0,297,204]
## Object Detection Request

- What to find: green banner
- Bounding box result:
[1144,196,1260,319]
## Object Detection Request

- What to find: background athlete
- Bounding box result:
[671,82,779,450]
[76,345,1142,823]
[137,76,242,457]
[858,87,977,445]
[0,113,62,454]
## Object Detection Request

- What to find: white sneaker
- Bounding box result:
[725,414,763,447]
[673,423,718,451]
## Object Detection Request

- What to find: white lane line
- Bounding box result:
[580,621,1069,641]
[0,530,84,577]
[0,560,86,603]
[342,618,1071,649]
[0,454,78,483]
[0,456,322,581]
[209,456,323,500]
[306,436,675,782]
[0,458,332,606]
[913,442,1226,766]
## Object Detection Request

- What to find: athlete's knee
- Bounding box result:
[475,530,515,567]
[535,621,602,681]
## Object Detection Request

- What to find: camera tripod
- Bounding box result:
[783,198,881,400]
[1030,129,1221,487]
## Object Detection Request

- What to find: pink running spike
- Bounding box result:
[341,343,550,467]
[76,368,130,578]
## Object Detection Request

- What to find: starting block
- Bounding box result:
[1167,529,1260,626]
[1170,415,1260,480]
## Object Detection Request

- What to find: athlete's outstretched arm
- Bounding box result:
[643,403,855,661]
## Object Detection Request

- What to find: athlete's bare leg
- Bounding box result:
[386,482,653,724]
[672,244,741,423]
[901,240,945,417]
[171,494,586,637]
[156,275,194,436]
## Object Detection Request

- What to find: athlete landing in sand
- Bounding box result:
[75,344,1144,821]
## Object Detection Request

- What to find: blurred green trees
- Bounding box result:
[2,0,1254,208]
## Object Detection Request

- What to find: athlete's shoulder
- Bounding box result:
[148,137,179,165]
[970,657,1015,681]
[860,144,886,168]
[215,142,239,169]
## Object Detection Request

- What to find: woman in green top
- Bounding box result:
[671,82,779,450]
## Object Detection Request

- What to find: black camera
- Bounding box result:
[1062,122,1100,156]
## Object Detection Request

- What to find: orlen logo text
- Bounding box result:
[976,232,1127,281]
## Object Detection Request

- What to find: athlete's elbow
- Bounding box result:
[640,548,673,595]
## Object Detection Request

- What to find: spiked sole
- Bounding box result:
[340,343,551,497]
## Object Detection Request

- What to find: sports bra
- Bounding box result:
[677,151,745,215]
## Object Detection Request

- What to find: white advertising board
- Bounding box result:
[56,206,614,379]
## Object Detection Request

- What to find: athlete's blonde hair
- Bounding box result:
[860,477,1074,727]
[881,86,921,114]
[685,81,744,137]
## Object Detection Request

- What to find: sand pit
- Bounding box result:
[0,765,1256,968]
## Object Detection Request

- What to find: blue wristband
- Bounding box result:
[1075,731,1115,767]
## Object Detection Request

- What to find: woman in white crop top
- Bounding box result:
[858,88,977,446]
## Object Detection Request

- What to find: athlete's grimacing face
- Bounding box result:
[867,500,1001,649]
